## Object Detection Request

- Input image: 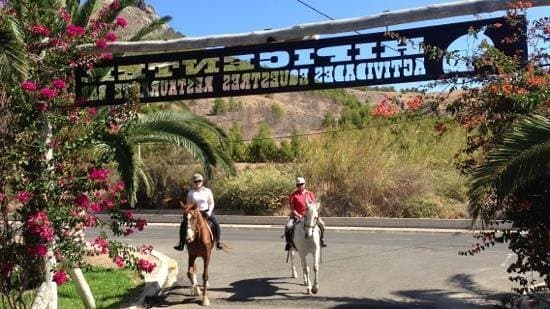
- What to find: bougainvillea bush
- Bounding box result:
[0,1,153,307]
[444,1,550,294]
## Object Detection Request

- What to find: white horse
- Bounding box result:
[288,201,321,295]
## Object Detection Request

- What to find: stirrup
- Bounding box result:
[321,241,327,248]
[216,242,223,250]
[173,243,184,251]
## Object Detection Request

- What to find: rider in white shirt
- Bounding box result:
[174,173,223,250]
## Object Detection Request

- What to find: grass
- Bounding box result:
[58,266,143,309]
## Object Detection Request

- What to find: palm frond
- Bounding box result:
[95,133,136,207]
[469,114,550,219]
[129,16,172,41]
[0,14,28,81]
[72,0,99,26]
[64,0,81,19]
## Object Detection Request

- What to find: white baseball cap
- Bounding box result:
[192,173,204,182]
[295,177,306,185]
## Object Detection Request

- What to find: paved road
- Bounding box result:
[94,225,516,308]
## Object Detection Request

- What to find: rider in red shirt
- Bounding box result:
[284,177,327,250]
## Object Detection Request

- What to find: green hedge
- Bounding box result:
[214,167,292,215]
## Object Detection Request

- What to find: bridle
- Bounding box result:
[303,205,319,231]
[186,208,204,241]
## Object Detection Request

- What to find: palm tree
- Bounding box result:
[0,6,28,85]
[95,108,235,207]
[468,114,550,220]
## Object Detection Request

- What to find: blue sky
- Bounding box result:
[146,0,548,37]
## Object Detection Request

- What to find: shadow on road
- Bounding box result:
[148,273,513,308]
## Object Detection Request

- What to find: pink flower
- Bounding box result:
[21,80,38,91]
[53,270,69,285]
[89,167,110,182]
[89,202,102,212]
[92,237,109,254]
[0,262,14,275]
[27,211,55,242]
[16,191,33,204]
[138,245,153,254]
[31,25,50,37]
[108,122,119,134]
[104,32,117,42]
[35,244,48,257]
[39,87,57,99]
[137,259,156,273]
[37,101,48,112]
[135,218,147,231]
[74,193,90,208]
[102,53,114,61]
[52,79,68,89]
[124,211,134,220]
[59,8,71,22]
[109,0,121,10]
[66,24,86,37]
[116,17,127,28]
[95,39,108,49]
[113,256,125,268]
[88,107,98,116]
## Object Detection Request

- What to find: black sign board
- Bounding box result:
[75,17,526,106]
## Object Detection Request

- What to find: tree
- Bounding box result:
[0,1,172,308]
[227,121,248,162]
[248,123,277,162]
[95,109,235,207]
[445,1,550,294]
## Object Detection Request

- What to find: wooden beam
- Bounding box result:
[82,0,550,53]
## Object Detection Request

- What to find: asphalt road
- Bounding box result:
[93,225,517,308]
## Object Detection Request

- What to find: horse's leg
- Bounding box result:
[299,253,311,294]
[289,250,298,278]
[201,251,211,306]
[187,255,201,296]
[312,246,320,294]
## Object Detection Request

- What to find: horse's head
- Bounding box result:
[304,201,320,239]
[181,202,200,243]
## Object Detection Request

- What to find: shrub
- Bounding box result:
[271,103,284,121]
[214,166,292,215]
[211,98,227,115]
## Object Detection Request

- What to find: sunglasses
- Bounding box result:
[194,180,202,183]
[296,183,305,186]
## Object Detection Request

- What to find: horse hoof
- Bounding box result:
[291,272,297,279]
[202,298,210,306]
[312,287,318,294]
[306,289,312,295]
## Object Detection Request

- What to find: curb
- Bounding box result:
[98,212,511,230]
[122,250,178,309]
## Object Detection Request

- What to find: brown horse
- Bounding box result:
[182,203,214,306]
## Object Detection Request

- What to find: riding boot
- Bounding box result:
[284,228,292,251]
[209,215,223,250]
[319,223,327,247]
[173,220,186,251]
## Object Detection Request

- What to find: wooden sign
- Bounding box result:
[75,17,526,106]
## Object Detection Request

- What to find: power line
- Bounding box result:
[231,112,454,143]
